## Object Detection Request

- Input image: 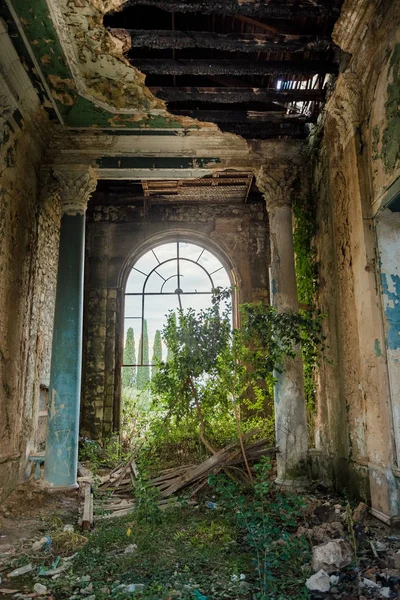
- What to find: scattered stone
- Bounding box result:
[306,569,331,592]
[360,578,380,589]
[124,543,138,554]
[33,583,47,595]
[312,539,353,573]
[32,537,48,551]
[330,574,340,585]
[353,502,369,523]
[7,563,33,577]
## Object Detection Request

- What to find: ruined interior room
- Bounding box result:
[1,0,400,597]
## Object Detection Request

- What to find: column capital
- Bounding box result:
[256,165,298,211]
[52,166,98,215]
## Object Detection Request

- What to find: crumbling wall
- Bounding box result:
[0,118,60,496]
[81,200,269,441]
[312,0,400,519]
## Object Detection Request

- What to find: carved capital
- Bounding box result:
[52,166,98,215]
[256,165,298,211]
[326,73,362,142]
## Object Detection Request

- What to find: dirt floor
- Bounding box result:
[1,478,400,600]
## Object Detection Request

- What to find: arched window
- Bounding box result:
[122,241,231,380]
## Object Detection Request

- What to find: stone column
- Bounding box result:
[257,165,308,485]
[44,166,97,488]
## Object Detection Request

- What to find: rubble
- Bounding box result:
[306,569,331,592]
[312,539,354,573]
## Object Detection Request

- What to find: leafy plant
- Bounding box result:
[209,457,311,599]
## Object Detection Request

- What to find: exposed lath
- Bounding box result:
[142,171,253,203]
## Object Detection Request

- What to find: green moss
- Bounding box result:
[372,125,381,162]
[382,44,400,173]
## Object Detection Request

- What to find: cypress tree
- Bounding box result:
[122,327,136,389]
[151,330,162,379]
[137,319,150,390]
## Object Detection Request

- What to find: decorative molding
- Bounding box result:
[45,0,165,115]
[52,166,98,215]
[333,0,378,55]
[326,73,362,144]
[256,165,298,211]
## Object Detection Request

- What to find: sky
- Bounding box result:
[123,242,231,363]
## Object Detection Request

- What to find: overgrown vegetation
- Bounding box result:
[44,458,311,600]
[117,290,327,472]
[293,192,323,437]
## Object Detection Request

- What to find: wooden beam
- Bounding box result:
[119,29,332,53]
[149,86,325,103]
[217,121,308,138]
[171,109,317,124]
[133,59,337,76]
[124,1,338,19]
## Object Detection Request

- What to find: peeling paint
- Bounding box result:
[381,273,400,350]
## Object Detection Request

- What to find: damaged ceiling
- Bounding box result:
[1,0,343,139]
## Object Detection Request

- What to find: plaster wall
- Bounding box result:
[0,119,61,496]
[81,198,269,441]
[312,0,400,519]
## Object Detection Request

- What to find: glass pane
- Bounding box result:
[144,295,180,363]
[180,260,211,293]
[126,269,146,293]
[180,293,213,312]
[153,242,177,262]
[179,242,204,261]
[144,269,165,294]
[198,249,223,273]
[210,267,231,289]
[134,250,158,274]
[162,275,180,294]
[124,295,142,318]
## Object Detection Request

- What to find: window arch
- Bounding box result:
[123,240,232,371]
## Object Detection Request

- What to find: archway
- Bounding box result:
[121,239,233,392]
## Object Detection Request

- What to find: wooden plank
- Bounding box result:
[133,58,338,76]
[119,29,331,53]
[81,484,92,531]
[172,109,316,124]
[150,86,325,104]
[124,1,337,19]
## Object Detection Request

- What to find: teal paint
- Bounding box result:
[374,339,383,357]
[44,214,85,488]
[271,278,278,295]
[381,272,400,350]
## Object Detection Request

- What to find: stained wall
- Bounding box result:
[312,0,400,520]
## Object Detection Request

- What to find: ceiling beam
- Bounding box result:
[171,109,317,124]
[150,86,325,103]
[217,121,309,138]
[124,1,339,19]
[119,29,332,53]
[133,59,337,76]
